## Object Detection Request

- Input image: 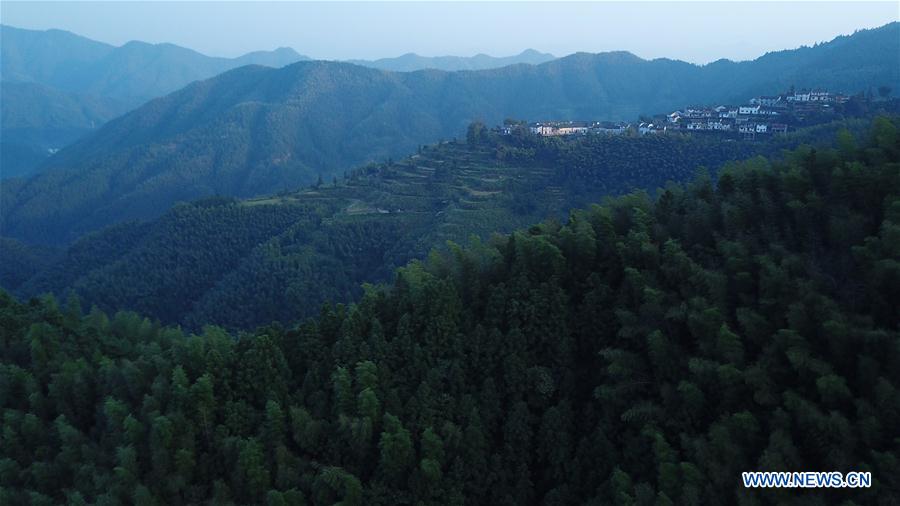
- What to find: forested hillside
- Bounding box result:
[1,118,898,505]
[3,23,897,245]
[7,127,832,329]
[0,81,132,178]
[0,25,308,176]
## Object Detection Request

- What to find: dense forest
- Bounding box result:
[2,118,898,504]
[6,123,863,330]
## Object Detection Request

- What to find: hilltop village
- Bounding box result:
[507,88,881,140]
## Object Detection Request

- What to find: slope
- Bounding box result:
[2,23,898,245]
[0,81,132,178]
[1,117,898,505]
[0,24,310,175]
[11,123,859,329]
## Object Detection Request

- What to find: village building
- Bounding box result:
[593,122,630,135]
[750,96,782,107]
[509,86,856,140]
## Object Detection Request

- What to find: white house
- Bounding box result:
[787,92,811,102]
[638,122,660,135]
[557,126,589,135]
[750,96,782,107]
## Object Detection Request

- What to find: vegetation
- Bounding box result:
[0,82,133,179]
[2,118,898,504]
[0,238,59,290]
[0,25,309,176]
[3,22,897,245]
[9,127,828,329]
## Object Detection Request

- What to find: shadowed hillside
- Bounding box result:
[8,120,876,328]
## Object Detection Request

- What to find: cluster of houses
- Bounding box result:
[663,89,848,138]
[522,121,630,137]
[664,104,789,137]
[510,88,849,140]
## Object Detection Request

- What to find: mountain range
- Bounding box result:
[0,25,311,176]
[2,22,897,246]
[0,25,310,104]
[347,49,556,72]
[0,25,561,177]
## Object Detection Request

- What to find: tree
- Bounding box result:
[378,414,413,485]
[467,122,488,145]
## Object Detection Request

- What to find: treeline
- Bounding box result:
[1,118,898,504]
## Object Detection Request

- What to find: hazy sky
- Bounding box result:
[2,1,898,63]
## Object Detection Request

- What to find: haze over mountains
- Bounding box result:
[0,25,309,104]
[0,25,311,177]
[2,22,897,247]
[0,25,561,177]
[0,81,132,176]
[347,49,556,72]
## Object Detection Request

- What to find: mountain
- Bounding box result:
[2,119,898,504]
[2,23,898,245]
[0,25,310,175]
[6,120,869,328]
[0,25,311,104]
[234,47,307,68]
[348,48,556,72]
[0,81,132,178]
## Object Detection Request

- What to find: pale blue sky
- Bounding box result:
[1,1,898,63]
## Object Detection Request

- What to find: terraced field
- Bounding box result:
[8,133,783,329]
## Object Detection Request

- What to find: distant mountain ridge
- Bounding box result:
[0,25,310,103]
[0,25,557,177]
[347,48,556,72]
[0,24,310,176]
[2,22,898,246]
